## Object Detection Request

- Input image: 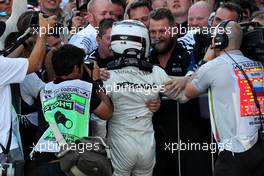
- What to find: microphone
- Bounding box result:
[0,27,33,56]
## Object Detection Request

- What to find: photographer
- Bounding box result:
[166,20,264,176]
[34,44,113,176]
[0,13,56,163]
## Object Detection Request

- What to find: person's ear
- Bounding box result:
[211,37,215,49]
[96,35,101,44]
[86,11,94,24]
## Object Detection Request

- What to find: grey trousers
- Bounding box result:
[0,148,23,163]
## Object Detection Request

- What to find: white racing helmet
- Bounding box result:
[110,20,150,59]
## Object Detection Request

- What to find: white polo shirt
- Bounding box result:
[69,24,98,54]
[0,56,28,153]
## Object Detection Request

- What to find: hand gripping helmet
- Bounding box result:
[110,20,150,59]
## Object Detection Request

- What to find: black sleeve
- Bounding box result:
[90,85,102,112]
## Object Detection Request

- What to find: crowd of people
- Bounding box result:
[0,0,264,176]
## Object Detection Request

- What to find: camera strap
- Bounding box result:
[0,121,12,158]
[224,51,264,131]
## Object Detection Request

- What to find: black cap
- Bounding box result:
[0,21,6,38]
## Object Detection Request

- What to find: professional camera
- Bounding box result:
[30,11,62,38]
[240,21,264,63]
[193,22,264,64]
[193,28,213,63]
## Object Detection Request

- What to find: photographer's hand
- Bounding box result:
[100,68,110,81]
[204,45,216,62]
[27,14,56,74]
[38,13,57,37]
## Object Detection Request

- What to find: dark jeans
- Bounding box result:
[214,139,264,176]
[36,162,66,176]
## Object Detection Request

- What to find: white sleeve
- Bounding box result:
[20,73,45,105]
[154,66,189,103]
[177,30,196,51]
[0,57,28,86]
[0,0,27,50]
[192,63,214,93]
[69,35,94,54]
[153,66,170,84]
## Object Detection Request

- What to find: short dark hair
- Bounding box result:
[52,44,85,76]
[219,2,243,22]
[17,11,36,33]
[149,8,175,26]
[111,0,126,10]
[98,18,115,37]
[127,0,152,18]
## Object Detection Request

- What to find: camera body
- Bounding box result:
[29,11,62,38]
[193,22,264,64]
[240,22,264,63]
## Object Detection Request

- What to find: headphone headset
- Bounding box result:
[213,20,232,50]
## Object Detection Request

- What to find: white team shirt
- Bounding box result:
[104,66,170,134]
[20,73,45,106]
[69,24,98,54]
[192,50,264,152]
[0,56,28,153]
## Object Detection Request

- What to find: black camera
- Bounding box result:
[193,28,213,63]
[240,21,264,63]
[29,11,62,38]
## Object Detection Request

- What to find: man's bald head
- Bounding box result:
[188,1,213,27]
[214,21,243,51]
[87,0,111,12]
[225,21,243,49]
[86,0,114,27]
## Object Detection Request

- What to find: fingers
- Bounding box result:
[92,61,100,80]
[100,68,110,81]
[165,80,180,95]
[204,46,216,61]
[38,13,57,36]
[163,78,185,99]
[146,99,161,113]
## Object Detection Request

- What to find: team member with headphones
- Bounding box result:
[165,20,264,176]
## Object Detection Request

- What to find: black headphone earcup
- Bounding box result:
[214,34,223,49]
[220,33,229,49]
[214,33,229,50]
[213,20,231,50]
